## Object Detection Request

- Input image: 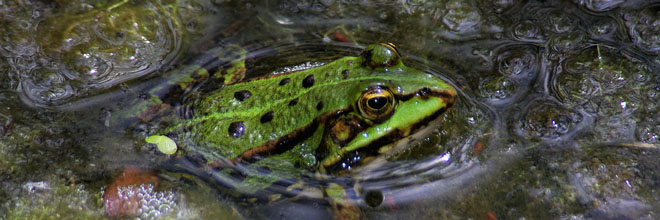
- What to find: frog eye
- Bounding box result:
[362,43,402,68]
[358,87,396,121]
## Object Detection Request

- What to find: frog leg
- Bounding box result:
[209,44,247,85]
[113,43,248,126]
[324,183,363,219]
[317,113,372,172]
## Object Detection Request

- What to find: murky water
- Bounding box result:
[1,0,659,219]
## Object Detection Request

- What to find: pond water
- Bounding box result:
[1,0,659,219]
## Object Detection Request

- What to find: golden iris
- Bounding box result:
[357,87,396,122]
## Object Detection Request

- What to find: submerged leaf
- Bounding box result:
[145,135,177,155]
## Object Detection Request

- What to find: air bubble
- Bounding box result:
[516,100,584,140]
[478,76,515,100]
[627,5,660,54]
[573,0,625,12]
[497,46,538,78]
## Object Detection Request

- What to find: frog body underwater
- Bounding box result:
[152,43,456,193]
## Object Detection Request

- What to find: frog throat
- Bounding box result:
[232,86,456,170]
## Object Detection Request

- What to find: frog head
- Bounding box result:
[318,43,457,171]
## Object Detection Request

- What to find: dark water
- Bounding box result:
[1,0,659,219]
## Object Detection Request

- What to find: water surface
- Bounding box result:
[1,0,658,219]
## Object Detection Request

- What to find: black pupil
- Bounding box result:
[367,96,388,110]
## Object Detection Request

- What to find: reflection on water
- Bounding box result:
[1,0,238,107]
[1,0,659,219]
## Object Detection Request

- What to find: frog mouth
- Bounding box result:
[233,87,456,171]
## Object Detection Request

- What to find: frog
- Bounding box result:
[140,43,457,200]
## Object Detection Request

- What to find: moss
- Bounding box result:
[4,180,105,220]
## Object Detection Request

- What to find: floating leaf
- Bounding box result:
[145,135,177,155]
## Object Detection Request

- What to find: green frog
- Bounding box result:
[144,43,456,196]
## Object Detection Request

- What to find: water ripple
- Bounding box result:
[626,3,660,54]
[2,1,184,107]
